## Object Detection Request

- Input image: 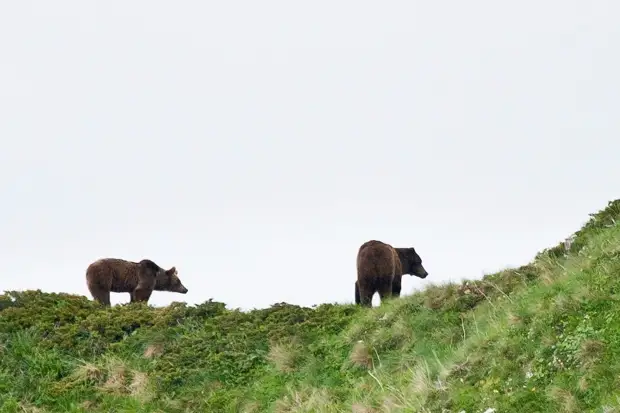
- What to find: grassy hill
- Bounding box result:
[1,200,620,412]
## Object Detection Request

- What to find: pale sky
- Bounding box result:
[1,1,618,310]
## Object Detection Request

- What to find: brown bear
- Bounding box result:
[355,240,428,307]
[85,258,188,306]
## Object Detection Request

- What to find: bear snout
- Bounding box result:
[413,265,429,278]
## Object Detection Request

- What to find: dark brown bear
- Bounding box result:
[355,240,428,307]
[85,258,188,306]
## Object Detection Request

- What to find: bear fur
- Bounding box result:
[355,240,428,307]
[85,258,188,306]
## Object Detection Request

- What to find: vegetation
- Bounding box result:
[1,200,620,412]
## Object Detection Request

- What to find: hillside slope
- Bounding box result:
[1,200,620,412]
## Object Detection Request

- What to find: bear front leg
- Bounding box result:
[354,281,361,305]
[129,291,136,303]
[391,275,402,298]
[132,287,153,304]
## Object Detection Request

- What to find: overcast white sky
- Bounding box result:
[0,1,618,310]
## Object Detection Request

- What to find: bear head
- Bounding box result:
[396,247,428,279]
[155,266,189,294]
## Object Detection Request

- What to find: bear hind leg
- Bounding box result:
[377,281,393,306]
[89,286,111,307]
[357,279,374,307]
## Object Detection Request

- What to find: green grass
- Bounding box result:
[1,200,620,412]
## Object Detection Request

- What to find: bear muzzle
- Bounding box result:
[412,264,428,279]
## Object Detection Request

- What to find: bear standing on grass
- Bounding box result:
[85,258,188,306]
[355,240,428,307]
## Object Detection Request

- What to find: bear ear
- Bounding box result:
[167,266,177,275]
